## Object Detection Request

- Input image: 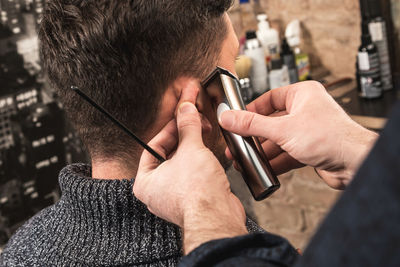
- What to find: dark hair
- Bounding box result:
[39,0,233,162]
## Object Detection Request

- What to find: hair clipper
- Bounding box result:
[202,67,280,201]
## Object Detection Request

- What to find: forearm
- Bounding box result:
[183,199,248,254]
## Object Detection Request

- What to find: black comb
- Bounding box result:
[71,86,166,163]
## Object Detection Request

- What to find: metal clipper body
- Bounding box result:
[202,67,280,201]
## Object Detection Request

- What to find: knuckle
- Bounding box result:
[294,80,324,92]
[179,116,200,129]
[307,81,325,92]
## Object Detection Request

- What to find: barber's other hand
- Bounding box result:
[220,81,378,190]
[133,102,247,254]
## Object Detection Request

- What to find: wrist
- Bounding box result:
[343,126,378,175]
[182,195,248,254]
[317,125,378,189]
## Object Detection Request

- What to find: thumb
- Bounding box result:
[177,102,204,148]
[219,110,287,143]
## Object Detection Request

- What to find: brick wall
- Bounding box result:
[228,0,362,78]
[228,166,342,249]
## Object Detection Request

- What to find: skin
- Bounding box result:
[134,82,378,255]
[133,102,248,254]
[92,14,239,179]
[220,81,378,189]
[132,17,379,256]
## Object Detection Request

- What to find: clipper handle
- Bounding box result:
[217,102,280,200]
[202,67,280,200]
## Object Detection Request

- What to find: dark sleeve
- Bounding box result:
[178,233,299,267]
[295,101,400,267]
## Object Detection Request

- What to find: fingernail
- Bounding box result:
[179,102,197,114]
[218,111,234,128]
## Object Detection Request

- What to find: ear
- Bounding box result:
[171,77,202,115]
[145,77,202,144]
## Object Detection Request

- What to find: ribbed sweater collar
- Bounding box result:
[49,164,182,265]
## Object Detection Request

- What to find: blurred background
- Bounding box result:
[228,0,400,250]
[0,0,399,250]
[0,0,88,250]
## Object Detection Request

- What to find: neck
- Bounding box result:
[91,159,138,180]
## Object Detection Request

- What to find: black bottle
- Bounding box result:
[359,0,393,91]
[280,38,299,84]
[356,21,383,99]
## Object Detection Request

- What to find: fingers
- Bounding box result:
[269,152,304,175]
[257,111,288,143]
[246,84,294,115]
[269,110,289,118]
[261,140,284,160]
[246,81,322,115]
[227,146,303,175]
[138,119,178,172]
[224,110,287,158]
[316,169,347,190]
[176,83,212,134]
[229,152,303,175]
[177,102,204,148]
[219,110,288,144]
[225,140,283,161]
[225,147,233,161]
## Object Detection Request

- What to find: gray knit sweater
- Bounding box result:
[0,164,265,266]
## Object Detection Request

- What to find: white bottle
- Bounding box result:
[244,31,269,94]
[285,20,311,81]
[269,58,290,90]
[285,20,301,52]
[256,14,280,57]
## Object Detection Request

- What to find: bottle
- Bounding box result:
[357,21,383,99]
[269,57,290,90]
[280,38,299,84]
[239,78,253,104]
[285,20,311,81]
[361,0,393,91]
[268,43,280,60]
[244,31,269,95]
[256,14,280,58]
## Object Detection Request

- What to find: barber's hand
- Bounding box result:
[220,81,378,190]
[133,102,247,254]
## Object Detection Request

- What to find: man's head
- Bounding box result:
[39,0,238,170]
